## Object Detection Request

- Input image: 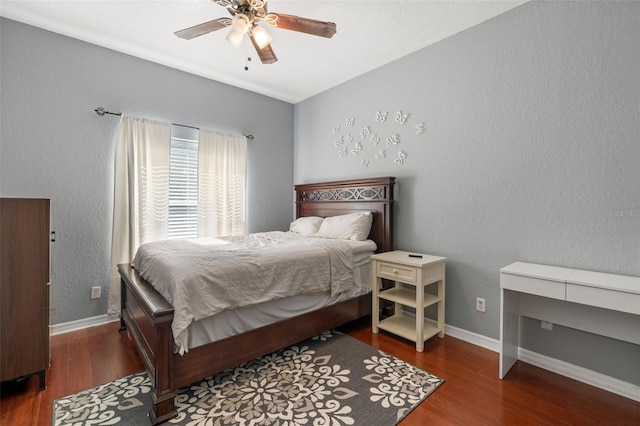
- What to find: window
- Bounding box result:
[167,125,247,239]
[168,136,198,239]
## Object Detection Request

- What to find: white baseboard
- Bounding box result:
[51,314,119,336]
[445,323,501,352]
[517,348,640,402]
[444,323,640,402]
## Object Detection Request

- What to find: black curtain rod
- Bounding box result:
[94,107,254,140]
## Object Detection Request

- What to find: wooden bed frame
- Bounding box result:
[118,176,395,424]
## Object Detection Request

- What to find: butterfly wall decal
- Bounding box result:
[330,109,423,169]
[386,134,400,147]
[351,141,363,156]
[395,150,407,165]
[395,110,409,124]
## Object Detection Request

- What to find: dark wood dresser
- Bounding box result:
[1,198,51,390]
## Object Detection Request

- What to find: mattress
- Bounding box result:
[186,261,372,350]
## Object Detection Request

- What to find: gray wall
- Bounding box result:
[294,2,639,384]
[0,18,294,325]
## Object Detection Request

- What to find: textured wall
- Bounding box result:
[0,18,294,324]
[294,1,639,384]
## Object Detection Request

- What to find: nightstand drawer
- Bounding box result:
[377,261,417,284]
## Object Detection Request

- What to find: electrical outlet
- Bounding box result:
[476,297,486,312]
[91,286,101,299]
[541,320,554,331]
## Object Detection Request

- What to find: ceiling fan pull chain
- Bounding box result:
[245,39,251,71]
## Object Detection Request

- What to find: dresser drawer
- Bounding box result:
[376,261,417,284]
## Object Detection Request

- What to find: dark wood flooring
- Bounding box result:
[1,318,638,425]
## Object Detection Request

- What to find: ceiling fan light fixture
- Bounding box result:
[226,13,251,48]
[251,25,272,49]
[226,28,245,48]
[231,13,250,34]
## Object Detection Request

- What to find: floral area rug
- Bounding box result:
[53,330,443,425]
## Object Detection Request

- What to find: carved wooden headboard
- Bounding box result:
[294,177,395,253]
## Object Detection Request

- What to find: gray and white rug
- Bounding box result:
[53,330,443,425]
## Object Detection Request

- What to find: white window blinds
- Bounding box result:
[167,126,247,239]
[168,137,198,239]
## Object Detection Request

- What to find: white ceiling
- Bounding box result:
[0,0,527,104]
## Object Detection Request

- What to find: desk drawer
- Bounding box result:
[567,284,640,315]
[501,273,565,300]
[377,262,417,284]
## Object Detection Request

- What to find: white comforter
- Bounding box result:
[132,231,358,354]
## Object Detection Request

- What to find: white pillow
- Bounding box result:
[315,212,373,241]
[289,216,325,236]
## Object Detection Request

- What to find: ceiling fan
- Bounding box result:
[174,0,337,65]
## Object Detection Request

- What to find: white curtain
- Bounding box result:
[107,115,171,315]
[197,130,247,237]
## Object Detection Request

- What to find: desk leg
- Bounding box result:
[437,278,445,338]
[500,288,519,378]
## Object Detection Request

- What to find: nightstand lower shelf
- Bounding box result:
[378,287,440,308]
[377,315,441,343]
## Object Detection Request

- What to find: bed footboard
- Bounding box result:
[118,264,177,424]
[173,293,372,388]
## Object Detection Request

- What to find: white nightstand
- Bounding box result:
[371,250,446,352]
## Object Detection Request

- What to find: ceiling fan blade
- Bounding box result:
[175,17,232,40]
[271,13,336,38]
[249,35,278,64]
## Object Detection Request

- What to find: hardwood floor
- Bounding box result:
[1,318,638,425]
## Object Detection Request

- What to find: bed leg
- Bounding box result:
[149,316,177,424]
[119,277,127,331]
[149,390,177,425]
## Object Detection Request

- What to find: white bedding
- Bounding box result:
[132,231,376,354]
[186,261,372,350]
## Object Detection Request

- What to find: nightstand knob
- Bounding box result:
[393,269,398,274]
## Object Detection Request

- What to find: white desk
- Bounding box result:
[499,262,640,378]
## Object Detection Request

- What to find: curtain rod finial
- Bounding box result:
[244,134,254,141]
[95,107,106,116]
